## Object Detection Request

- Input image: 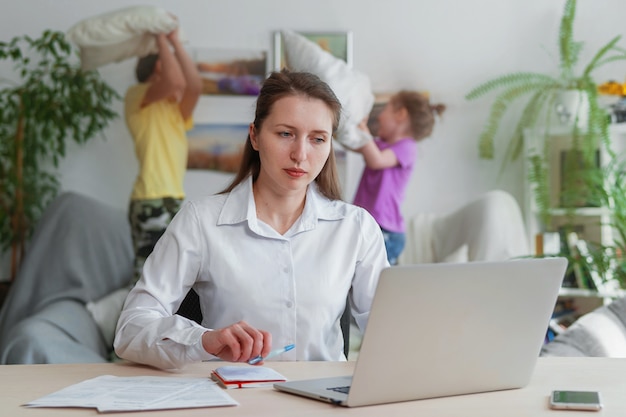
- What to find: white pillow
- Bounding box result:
[86,287,130,347]
[66,6,179,71]
[281,30,375,149]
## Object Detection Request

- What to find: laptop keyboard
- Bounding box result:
[327,385,351,394]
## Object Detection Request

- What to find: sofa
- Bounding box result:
[399,190,530,264]
[541,296,626,357]
[0,189,536,363]
[0,191,334,363]
[348,190,531,356]
[0,192,134,363]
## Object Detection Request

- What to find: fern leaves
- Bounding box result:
[559,0,580,79]
[467,73,561,159]
[466,73,561,100]
[583,35,625,77]
[466,0,626,164]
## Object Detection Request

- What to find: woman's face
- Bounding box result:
[250,94,333,196]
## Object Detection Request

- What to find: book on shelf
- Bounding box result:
[210,366,287,389]
[565,231,591,289]
[556,227,578,288]
[610,100,626,123]
[535,232,561,256]
[573,239,606,292]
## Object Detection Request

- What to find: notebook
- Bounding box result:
[211,366,287,389]
[274,257,567,407]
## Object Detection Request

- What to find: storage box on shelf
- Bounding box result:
[523,123,626,323]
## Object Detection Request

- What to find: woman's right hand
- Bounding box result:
[201,320,272,363]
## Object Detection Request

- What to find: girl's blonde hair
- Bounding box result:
[391,91,446,141]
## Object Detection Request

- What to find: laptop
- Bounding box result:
[274,257,567,407]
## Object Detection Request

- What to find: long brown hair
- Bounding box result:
[391,91,446,141]
[221,69,343,200]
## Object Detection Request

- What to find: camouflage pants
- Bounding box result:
[128,197,182,285]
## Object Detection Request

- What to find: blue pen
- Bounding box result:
[248,344,295,365]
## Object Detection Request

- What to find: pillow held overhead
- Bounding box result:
[66,6,179,71]
[280,30,375,149]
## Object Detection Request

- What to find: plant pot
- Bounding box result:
[554,90,589,129]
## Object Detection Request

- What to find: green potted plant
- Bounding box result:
[579,155,626,289]
[465,0,626,290]
[466,0,625,164]
[0,30,119,282]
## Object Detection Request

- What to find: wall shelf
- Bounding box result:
[524,125,626,322]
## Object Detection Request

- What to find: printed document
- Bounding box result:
[25,375,238,412]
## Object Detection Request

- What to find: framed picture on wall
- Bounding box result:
[193,48,268,96]
[273,31,353,70]
[548,134,601,208]
[187,123,249,173]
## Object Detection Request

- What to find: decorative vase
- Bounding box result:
[554,90,589,129]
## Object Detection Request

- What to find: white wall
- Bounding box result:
[2,0,626,218]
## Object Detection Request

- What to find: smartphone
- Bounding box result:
[549,390,603,411]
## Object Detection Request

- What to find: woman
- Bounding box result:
[114,70,389,370]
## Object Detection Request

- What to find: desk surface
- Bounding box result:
[1,358,625,416]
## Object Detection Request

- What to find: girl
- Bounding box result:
[353,91,446,265]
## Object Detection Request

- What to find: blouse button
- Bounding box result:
[286,301,293,308]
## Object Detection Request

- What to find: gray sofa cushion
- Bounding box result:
[0,192,133,363]
[1,300,108,364]
[541,297,626,357]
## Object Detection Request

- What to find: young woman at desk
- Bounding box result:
[114,70,389,370]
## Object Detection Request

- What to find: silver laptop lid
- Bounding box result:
[347,258,566,407]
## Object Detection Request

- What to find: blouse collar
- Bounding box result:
[217,176,346,237]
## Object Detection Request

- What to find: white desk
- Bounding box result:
[1,358,625,416]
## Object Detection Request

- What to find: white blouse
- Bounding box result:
[114,177,389,370]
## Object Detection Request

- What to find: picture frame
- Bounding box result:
[187,123,249,173]
[549,135,601,208]
[559,148,601,207]
[193,48,268,96]
[273,31,353,70]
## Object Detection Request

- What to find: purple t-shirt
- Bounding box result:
[353,138,417,233]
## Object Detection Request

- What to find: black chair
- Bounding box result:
[176,290,352,358]
[175,289,203,324]
[339,299,351,358]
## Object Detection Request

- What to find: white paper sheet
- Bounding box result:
[25,375,238,412]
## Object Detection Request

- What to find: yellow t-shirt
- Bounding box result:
[125,83,193,200]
